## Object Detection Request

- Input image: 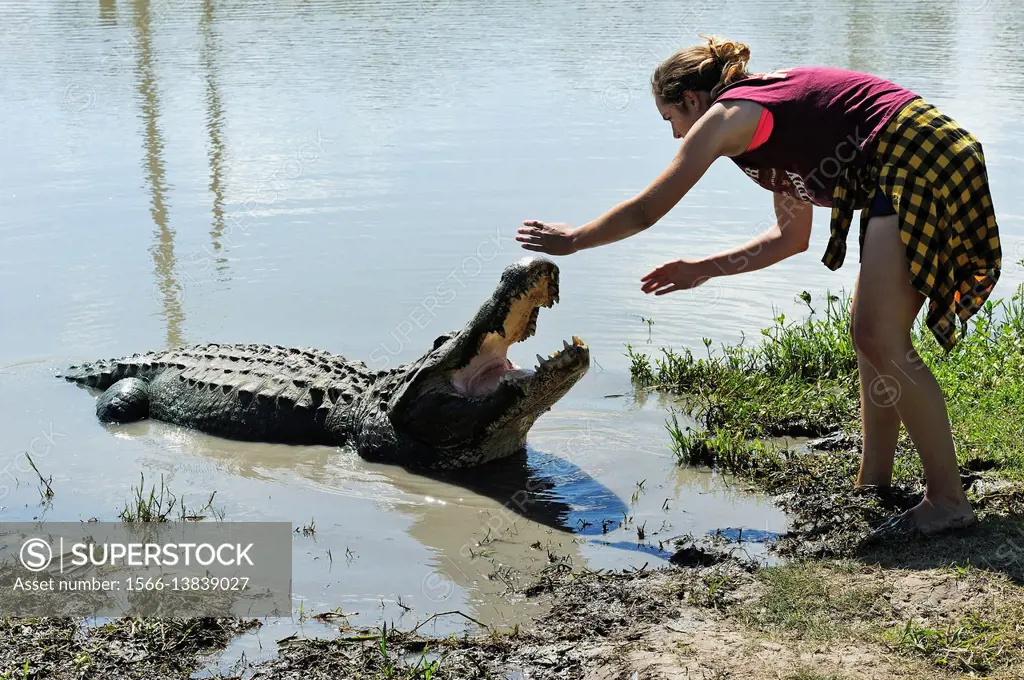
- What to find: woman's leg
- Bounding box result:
[852,333,902,488]
[850,214,976,534]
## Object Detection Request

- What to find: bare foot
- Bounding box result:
[870,496,976,540]
[912,496,977,535]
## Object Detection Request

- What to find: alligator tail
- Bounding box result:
[58,358,130,390]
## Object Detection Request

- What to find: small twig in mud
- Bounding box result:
[577,565,609,580]
[408,610,491,635]
[312,607,355,622]
[637,521,647,542]
[397,594,412,612]
[24,452,54,502]
[296,518,316,537]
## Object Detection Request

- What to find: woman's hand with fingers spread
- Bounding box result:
[640,258,715,295]
[516,220,577,256]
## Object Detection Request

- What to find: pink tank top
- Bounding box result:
[713,66,919,207]
[747,109,773,152]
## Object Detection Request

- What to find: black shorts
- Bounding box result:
[868,189,896,217]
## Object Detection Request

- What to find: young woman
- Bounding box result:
[516,36,1002,537]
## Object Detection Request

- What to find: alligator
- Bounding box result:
[59,257,589,469]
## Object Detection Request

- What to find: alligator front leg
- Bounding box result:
[96,377,151,423]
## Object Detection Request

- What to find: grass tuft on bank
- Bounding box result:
[629,284,1024,481]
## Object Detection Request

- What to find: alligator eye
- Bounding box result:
[432,334,452,350]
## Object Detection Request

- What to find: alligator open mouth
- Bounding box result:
[450,268,589,397]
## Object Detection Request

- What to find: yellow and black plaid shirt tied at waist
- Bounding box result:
[823,97,1002,351]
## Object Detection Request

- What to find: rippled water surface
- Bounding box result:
[2,0,1023,665]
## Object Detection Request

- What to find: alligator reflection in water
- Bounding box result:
[126,424,633,627]
[416,448,631,536]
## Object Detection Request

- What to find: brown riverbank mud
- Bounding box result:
[8,556,1021,679]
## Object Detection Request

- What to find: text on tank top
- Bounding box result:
[712,66,919,207]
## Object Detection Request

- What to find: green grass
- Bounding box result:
[887,615,999,674]
[0,661,30,680]
[734,561,891,642]
[630,284,1024,481]
[726,560,1024,675]
[629,291,859,439]
[373,623,443,679]
[118,472,223,523]
[676,566,738,611]
[917,292,1024,480]
[667,417,787,478]
[884,600,1024,674]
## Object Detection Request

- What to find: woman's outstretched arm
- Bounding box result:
[516,100,760,255]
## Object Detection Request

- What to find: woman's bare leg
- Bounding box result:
[852,335,902,488]
[851,214,975,534]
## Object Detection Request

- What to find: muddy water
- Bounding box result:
[2,0,1023,667]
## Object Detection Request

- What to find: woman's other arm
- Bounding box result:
[639,191,814,295]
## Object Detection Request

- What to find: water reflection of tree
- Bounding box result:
[99,0,117,27]
[131,0,185,347]
[200,0,230,277]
